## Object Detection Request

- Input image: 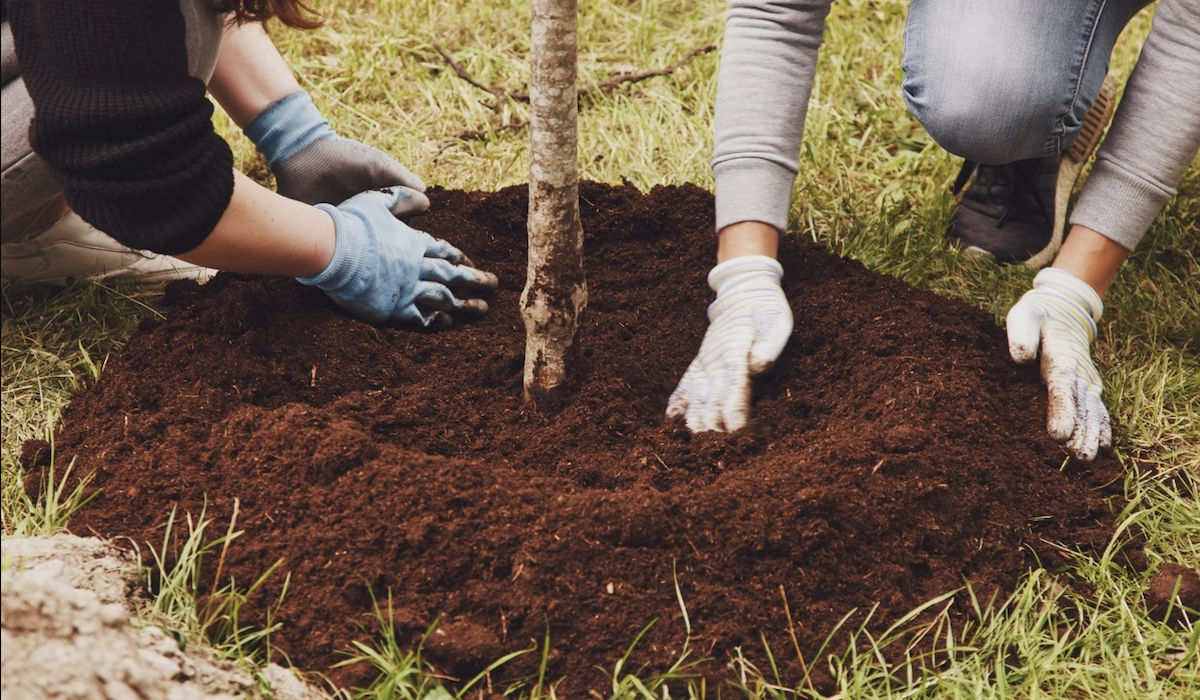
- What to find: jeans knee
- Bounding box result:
[903,70,1061,165]
[902,0,1071,164]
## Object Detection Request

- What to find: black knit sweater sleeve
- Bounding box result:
[7,0,233,255]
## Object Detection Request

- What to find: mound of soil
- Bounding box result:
[46,183,1125,694]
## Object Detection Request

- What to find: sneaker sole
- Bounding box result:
[2,266,216,290]
[961,245,996,263]
[1025,74,1117,269]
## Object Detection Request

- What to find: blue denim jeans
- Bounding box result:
[902,0,1153,165]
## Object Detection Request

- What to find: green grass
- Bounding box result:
[143,502,289,692]
[2,280,160,532]
[331,593,536,700]
[2,0,1197,697]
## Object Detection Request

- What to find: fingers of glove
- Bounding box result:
[274,141,429,206]
[376,186,431,218]
[685,372,714,432]
[1064,377,1104,461]
[410,233,474,265]
[1042,356,1078,443]
[1098,398,1113,449]
[344,140,427,192]
[423,311,454,331]
[715,362,752,432]
[328,138,427,193]
[1083,387,1111,457]
[343,186,429,219]
[414,280,489,316]
[420,258,500,291]
[671,363,715,432]
[747,298,793,374]
[392,302,452,329]
[1069,384,1103,461]
[300,139,428,196]
[1006,297,1044,363]
[666,363,699,420]
[696,364,729,432]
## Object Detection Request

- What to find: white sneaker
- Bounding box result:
[1,211,215,289]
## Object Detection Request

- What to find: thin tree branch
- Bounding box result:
[432,42,715,145]
[581,43,716,99]
[431,41,528,110]
[431,41,716,117]
[455,118,528,143]
[434,118,530,160]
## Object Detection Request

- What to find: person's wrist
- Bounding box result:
[1033,268,1103,330]
[1051,224,1130,298]
[303,206,339,278]
[244,91,335,168]
[708,255,784,293]
[717,221,779,263]
[297,204,362,287]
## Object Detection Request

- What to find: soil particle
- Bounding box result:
[1146,563,1200,626]
[45,183,1127,695]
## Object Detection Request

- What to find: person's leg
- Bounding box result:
[1,1,224,287]
[1,52,216,288]
[901,0,1152,266]
[2,72,63,244]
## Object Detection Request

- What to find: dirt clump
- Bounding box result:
[2,535,246,699]
[1146,563,1200,626]
[42,183,1126,694]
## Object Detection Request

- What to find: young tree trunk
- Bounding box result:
[522,0,586,408]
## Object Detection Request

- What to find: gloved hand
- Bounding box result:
[666,255,793,431]
[298,186,498,327]
[245,91,425,205]
[1007,267,1110,460]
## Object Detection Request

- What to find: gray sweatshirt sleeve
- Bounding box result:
[713,0,834,233]
[1070,0,1200,252]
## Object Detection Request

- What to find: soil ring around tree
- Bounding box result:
[36,183,1129,695]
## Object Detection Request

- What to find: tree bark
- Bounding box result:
[522,0,586,408]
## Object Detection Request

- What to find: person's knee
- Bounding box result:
[902,66,1061,165]
[902,0,1067,165]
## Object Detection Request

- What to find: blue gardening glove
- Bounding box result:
[666,256,793,431]
[1007,267,1110,460]
[246,91,425,205]
[298,186,498,327]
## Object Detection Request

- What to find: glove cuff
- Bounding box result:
[1033,268,1104,322]
[297,204,370,293]
[707,255,784,293]
[245,91,336,168]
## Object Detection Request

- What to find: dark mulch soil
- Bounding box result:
[1146,563,1200,625]
[44,183,1126,695]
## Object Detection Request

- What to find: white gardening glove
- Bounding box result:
[666,255,793,432]
[1007,267,1110,460]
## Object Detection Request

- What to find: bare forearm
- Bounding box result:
[717,221,780,263]
[1051,224,1130,298]
[177,170,335,276]
[207,21,302,127]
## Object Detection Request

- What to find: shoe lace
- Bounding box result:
[952,160,1051,228]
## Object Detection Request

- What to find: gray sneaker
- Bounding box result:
[1,211,215,290]
[948,155,1059,265]
[948,75,1116,268]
